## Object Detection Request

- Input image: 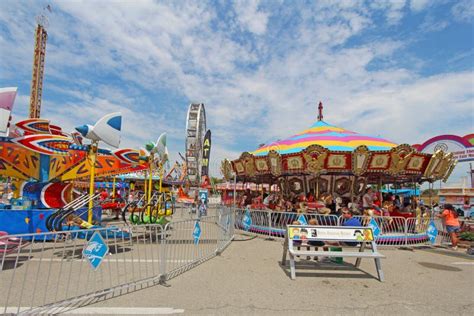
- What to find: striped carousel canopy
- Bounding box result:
[252,120,397,156]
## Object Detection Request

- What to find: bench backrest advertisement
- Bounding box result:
[287,225,374,242]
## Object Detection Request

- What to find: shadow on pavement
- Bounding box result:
[279,260,375,280]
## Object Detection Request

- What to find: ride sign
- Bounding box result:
[427,221,438,244]
[193,220,202,245]
[82,232,109,271]
[199,189,208,203]
[368,218,381,238]
[242,208,252,231]
[297,214,308,225]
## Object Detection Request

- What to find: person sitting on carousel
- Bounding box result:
[362,208,375,226]
[362,187,381,212]
[297,200,309,214]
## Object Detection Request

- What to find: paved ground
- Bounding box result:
[72,233,473,316]
[2,207,473,315]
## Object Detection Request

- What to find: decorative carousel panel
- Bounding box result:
[443,160,457,182]
[241,152,256,177]
[367,153,391,171]
[289,177,304,194]
[303,144,328,175]
[387,144,415,176]
[232,160,246,176]
[433,152,454,180]
[326,153,351,171]
[353,177,367,196]
[334,177,351,196]
[316,177,330,197]
[283,153,304,172]
[352,146,371,176]
[255,157,269,174]
[268,150,282,176]
[405,154,427,174]
[424,150,444,178]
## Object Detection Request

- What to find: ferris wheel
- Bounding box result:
[185,103,206,186]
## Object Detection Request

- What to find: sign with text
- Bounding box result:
[288,226,374,242]
[201,129,211,176]
[198,189,208,203]
[82,232,109,271]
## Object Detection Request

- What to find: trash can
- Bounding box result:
[329,247,343,264]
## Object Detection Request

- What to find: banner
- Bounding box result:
[413,134,474,163]
[201,129,211,177]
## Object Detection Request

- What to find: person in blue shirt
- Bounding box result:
[341,208,362,246]
[342,208,362,226]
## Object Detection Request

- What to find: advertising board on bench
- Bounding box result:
[288,226,374,242]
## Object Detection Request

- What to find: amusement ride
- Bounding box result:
[0,9,193,236]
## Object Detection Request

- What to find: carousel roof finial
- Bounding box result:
[317,101,323,121]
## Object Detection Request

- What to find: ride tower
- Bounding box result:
[29,9,49,119]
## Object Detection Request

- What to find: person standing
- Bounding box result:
[463,198,471,219]
[438,204,461,250]
[362,188,375,210]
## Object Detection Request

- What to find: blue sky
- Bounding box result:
[0,0,473,184]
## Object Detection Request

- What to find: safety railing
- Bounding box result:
[234,208,459,247]
[0,207,234,315]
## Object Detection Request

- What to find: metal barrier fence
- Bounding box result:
[234,208,458,247]
[1,207,234,315]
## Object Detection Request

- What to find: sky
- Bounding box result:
[0,0,473,185]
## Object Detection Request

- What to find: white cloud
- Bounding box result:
[452,0,474,23]
[233,0,269,35]
[371,0,407,25]
[419,15,448,32]
[409,0,431,12]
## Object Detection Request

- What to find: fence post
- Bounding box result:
[159,223,168,284]
[404,218,409,247]
[267,211,274,240]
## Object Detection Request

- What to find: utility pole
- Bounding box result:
[470,163,473,188]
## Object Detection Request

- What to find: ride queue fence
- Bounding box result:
[233,208,458,247]
[0,207,234,315]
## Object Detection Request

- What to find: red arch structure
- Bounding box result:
[413,134,474,163]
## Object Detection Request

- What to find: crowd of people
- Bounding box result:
[238,186,465,250]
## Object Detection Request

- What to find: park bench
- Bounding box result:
[282,225,385,281]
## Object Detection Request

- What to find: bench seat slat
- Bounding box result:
[289,250,385,258]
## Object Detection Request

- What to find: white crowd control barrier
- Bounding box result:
[0,207,234,315]
[234,208,461,247]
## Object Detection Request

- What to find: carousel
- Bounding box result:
[228,102,456,204]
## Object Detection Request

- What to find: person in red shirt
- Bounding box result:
[437,204,461,250]
[99,189,109,201]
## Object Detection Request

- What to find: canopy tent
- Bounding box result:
[253,120,397,156]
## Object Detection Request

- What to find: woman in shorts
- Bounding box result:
[438,204,461,250]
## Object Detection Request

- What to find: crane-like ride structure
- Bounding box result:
[29,6,51,119]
